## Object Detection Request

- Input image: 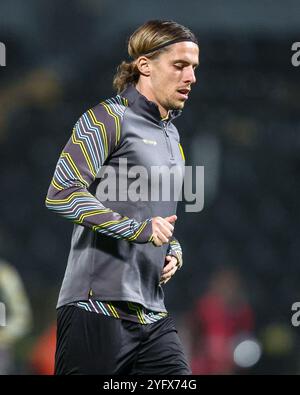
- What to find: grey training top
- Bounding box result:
[46,84,185,311]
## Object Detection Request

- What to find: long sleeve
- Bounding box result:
[45,102,153,243]
[166,237,183,269]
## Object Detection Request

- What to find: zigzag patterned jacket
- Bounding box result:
[46,84,185,311]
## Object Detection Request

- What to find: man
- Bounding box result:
[0,259,32,374]
[46,20,199,375]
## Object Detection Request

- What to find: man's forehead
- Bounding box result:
[166,41,199,62]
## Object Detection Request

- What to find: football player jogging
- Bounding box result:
[46,19,199,375]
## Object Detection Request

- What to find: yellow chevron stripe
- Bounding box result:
[88,109,108,158]
[159,312,168,317]
[127,221,147,241]
[107,303,118,318]
[128,302,145,324]
[108,303,119,318]
[51,178,64,190]
[77,209,112,223]
[178,143,185,161]
[61,152,89,187]
[46,191,90,204]
[138,306,146,324]
[101,102,121,146]
[91,221,125,232]
[94,216,129,228]
[72,131,96,178]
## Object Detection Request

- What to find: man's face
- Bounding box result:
[148,41,199,112]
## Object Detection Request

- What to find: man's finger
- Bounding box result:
[161,263,178,279]
[165,215,177,224]
[157,220,173,237]
[152,234,163,246]
[162,261,176,274]
[160,267,177,284]
[157,218,174,233]
[157,229,170,244]
[153,230,169,245]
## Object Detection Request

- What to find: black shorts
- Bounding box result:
[55,305,191,375]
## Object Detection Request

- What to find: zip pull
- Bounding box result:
[161,120,174,159]
[162,120,169,136]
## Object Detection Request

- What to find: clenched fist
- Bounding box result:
[151,215,177,247]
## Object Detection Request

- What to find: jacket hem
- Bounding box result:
[57,294,167,313]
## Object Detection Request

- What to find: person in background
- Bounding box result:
[189,267,255,374]
[0,259,32,374]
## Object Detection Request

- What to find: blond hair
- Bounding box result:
[113,20,198,93]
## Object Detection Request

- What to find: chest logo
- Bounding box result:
[142,139,157,146]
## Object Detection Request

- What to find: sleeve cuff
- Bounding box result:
[130,218,153,244]
[169,251,183,269]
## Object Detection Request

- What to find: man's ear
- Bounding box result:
[135,56,151,77]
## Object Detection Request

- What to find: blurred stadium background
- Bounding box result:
[0,0,300,374]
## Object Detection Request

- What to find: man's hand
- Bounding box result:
[159,255,179,285]
[151,215,177,247]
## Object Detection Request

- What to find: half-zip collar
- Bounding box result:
[121,84,182,125]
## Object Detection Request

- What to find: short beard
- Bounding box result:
[163,98,185,111]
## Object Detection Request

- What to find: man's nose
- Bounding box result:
[183,66,196,84]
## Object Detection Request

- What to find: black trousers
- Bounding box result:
[55,305,191,375]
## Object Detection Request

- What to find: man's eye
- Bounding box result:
[174,64,184,69]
